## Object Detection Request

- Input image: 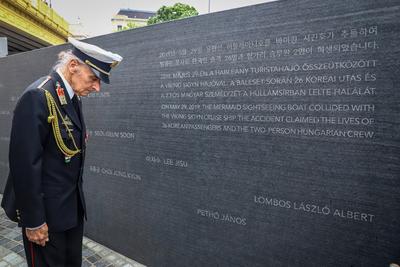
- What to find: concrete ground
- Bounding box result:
[0,195,145,267]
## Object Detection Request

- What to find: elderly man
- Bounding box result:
[1,38,122,266]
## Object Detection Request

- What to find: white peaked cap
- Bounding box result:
[68,37,123,84]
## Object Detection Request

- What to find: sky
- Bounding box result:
[49,0,274,37]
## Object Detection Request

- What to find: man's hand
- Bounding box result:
[26,223,49,246]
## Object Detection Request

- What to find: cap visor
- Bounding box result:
[100,73,110,84]
[90,68,109,84]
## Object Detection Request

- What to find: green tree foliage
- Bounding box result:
[147,3,199,25]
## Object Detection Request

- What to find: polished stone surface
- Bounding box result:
[1,0,400,266]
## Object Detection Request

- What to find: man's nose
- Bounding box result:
[93,81,100,92]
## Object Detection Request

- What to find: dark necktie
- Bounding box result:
[72,95,80,119]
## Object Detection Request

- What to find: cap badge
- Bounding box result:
[110,61,119,68]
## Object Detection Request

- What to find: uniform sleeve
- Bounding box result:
[9,89,50,228]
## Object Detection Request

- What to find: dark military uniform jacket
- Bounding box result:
[1,71,87,232]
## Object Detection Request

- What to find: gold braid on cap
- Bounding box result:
[85,60,110,75]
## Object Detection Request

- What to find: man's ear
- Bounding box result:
[68,59,80,74]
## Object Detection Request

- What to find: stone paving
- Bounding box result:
[0,195,145,267]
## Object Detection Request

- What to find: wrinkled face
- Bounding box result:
[68,60,101,96]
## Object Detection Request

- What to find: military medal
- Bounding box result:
[62,115,74,129]
[64,156,71,163]
[56,82,67,105]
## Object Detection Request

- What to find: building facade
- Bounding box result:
[111,9,155,31]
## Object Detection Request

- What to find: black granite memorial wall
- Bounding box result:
[1,0,400,266]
